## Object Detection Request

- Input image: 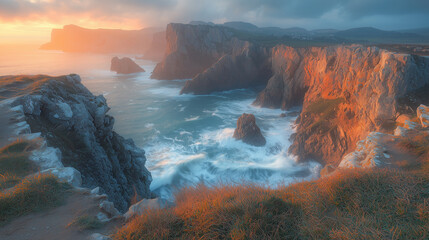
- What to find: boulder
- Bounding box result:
[41,167,82,187]
[233,113,266,146]
[99,200,121,218]
[110,57,145,74]
[417,104,429,128]
[124,198,165,220]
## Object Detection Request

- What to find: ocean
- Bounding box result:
[0,44,320,199]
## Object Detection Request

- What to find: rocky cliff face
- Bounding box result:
[4,74,152,212]
[40,24,158,54]
[255,45,429,165]
[151,23,238,80]
[180,42,271,94]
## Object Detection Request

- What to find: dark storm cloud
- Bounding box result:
[0,0,428,29]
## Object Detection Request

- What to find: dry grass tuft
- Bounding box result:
[114,167,429,240]
[0,174,71,224]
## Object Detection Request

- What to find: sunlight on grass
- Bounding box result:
[114,168,429,240]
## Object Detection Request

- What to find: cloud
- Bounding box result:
[0,0,428,30]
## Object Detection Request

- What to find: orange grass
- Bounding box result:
[114,168,429,240]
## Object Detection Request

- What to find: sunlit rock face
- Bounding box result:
[4,74,152,212]
[110,57,145,74]
[40,24,158,54]
[151,23,239,80]
[255,45,429,165]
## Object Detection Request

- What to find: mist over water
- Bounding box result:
[0,45,321,199]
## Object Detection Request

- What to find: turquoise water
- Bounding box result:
[0,45,320,199]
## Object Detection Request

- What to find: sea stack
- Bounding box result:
[233,113,266,146]
[110,57,145,74]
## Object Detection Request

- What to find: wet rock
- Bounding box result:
[110,57,145,74]
[233,113,266,146]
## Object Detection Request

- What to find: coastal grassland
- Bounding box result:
[68,215,104,230]
[0,139,71,224]
[0,139,38,190]
[0,174,71,224]
[114,165,429,240]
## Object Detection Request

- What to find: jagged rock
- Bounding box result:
[99,200,121,218]
[233,114,266,146]
[151,23,236,80]
[417,104,429,128]
[124,198,166,220]
[338,132,391,168]
[96,212,109,222]
[89,233,112,240]
[180,43,271,94]
[41,167,82,187]
[29,143,63,169]
[267,45,429,165]
[396,114,413,125]
[91,187,100,195]
[4,74,152,212]
[110,57,145,74]
[394,126,408,137]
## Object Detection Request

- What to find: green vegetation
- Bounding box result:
[0,139,38,190]
[0,174,71,224]
[68,215,104,230]
[0,139,71,224]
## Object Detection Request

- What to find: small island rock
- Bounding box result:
[233,113,266,146]
[110,57,145,74]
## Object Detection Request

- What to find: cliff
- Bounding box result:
[141,31,167,61]
[255,45,429,165]
[151,23,238,80]
[2,74,152,212]
[151,23,429,166]
[40,24,158,54]
[180,42,271,94]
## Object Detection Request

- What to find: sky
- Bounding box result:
[1,0,429,44]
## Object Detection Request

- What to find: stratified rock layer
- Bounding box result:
[254,45,429,165]
[110,57,145,74]
[233,113,266,146]
[4,74,152,212]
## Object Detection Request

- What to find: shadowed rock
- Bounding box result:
[5,74,152,212]
[110,57,145,74]
[233,113,266,146]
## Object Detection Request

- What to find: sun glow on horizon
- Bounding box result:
[0,19,148,45]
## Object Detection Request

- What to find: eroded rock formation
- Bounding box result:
[3,74,152,212]
[110,57,145,74]
[151,23,238,80]
[233,113,266,146]
[255,45,429,165]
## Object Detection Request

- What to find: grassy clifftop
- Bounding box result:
[114,149,429,239]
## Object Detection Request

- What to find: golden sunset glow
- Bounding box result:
[0,18,147,44]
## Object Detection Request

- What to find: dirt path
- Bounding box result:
[0,191,122,240]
